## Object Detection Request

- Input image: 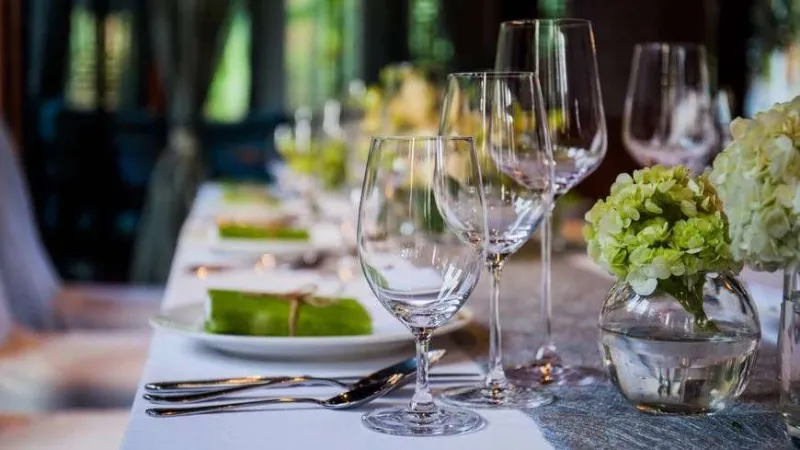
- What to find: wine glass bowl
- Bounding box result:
[439,71,556,408]
[357,136,487,436]
[623,43,718,174]
[442,72,553,260]
[496,19,607,197]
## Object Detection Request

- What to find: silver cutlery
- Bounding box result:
[144,371,481,394]
[147,374,406,417]
[144,350,454,404]
[146,352,433,417]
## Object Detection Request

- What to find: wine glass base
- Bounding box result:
[440,384,555,409]
[362,406,485,436]
[506,363,606,387]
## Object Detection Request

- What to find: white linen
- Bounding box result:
[121,183,553,450]
[122,334,550,450]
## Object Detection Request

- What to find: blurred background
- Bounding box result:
[0,0,790,285]
[0,0,796,447]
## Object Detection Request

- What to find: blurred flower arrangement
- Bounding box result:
[362,63,442,136]
[274,64,441,193]
[274,104,348,192]
[710,96,800,272]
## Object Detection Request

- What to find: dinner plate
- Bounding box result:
[150,304,473,360]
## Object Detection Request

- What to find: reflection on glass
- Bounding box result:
[358,136,487,436]
[623,43,718,174]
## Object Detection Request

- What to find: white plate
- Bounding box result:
[150,304,473,360]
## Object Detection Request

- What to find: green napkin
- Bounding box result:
[220,184,280,206]
[205,289,373,337]
[217,222,310,241]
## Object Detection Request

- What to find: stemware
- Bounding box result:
[714,89,734,151]
[439,71,556,408]
[494,19,608,385]
[623,43,718,174]
[357,136,487,436]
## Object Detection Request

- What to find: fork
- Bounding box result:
[144,372,482,404]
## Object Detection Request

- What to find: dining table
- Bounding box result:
[120,183,789,450]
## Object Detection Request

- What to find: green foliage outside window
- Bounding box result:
[204,2,252,122]
[286,0,361,109]
[539,0,568,18]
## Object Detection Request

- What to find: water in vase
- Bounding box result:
[600,324,759,414]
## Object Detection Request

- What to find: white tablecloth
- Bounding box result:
[121,184,552,450]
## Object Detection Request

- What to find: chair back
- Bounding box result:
[0,122,61,329]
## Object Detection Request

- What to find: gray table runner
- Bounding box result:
[456,254,788,449]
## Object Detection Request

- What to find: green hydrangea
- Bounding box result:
[584,165,740,327]
[709,96,800,272]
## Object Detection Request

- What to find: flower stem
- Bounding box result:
[660,274,718,332]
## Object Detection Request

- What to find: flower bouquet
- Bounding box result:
[709,96,800,272]
[589,165,760,415]
[585,165,742,328]
[708,95,800,433]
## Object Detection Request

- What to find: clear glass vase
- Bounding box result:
[599,272,761,415]
[779,266,800,443]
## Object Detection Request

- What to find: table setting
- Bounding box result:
[122,18,800,450]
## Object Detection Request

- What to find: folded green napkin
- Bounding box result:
[220,184,280,206]
[217,222,310,241]
[205,289,373,337]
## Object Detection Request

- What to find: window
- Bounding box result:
[285,0,362,109]
[204,1,252,122]
[408,0,452,66]
[539,0,568,18]
[64,4,132,110]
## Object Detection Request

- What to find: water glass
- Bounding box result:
[357,136,487,436]
[781,267,800,443]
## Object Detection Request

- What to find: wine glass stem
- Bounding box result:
[485,264,508,388]
[541,211,554,350]
[410,331,435,413]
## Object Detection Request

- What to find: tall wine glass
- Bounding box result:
[439,72,555,408]
[623,43,718,174]
[495,19,608,386]
[358,136,487,436]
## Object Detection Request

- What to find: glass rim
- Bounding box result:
[446,70,539,79]
[500,18,592,29]
[634,42,706,52]
[369,135,475,142]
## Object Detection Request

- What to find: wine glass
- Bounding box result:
[623,43,718,174]
[358,136,487,436]
[714,89,734,151]
[439,71,556,408]
[494,19,608,386]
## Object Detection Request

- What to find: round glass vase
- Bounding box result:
[599,271,761,415]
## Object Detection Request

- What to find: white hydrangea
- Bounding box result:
[709,96,800,272]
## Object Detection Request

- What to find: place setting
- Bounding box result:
[123,16,793,450]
